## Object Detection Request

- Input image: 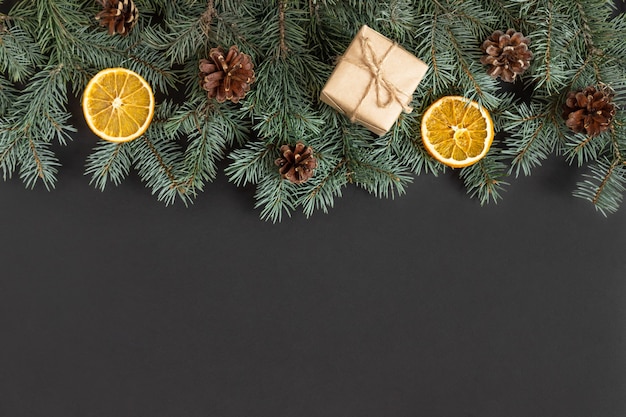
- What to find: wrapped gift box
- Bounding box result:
[320,25,429,136]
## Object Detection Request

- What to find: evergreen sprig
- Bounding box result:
[0,0,625,219]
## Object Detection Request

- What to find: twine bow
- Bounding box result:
[342,31,414,124]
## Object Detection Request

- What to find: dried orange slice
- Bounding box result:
[82,68,155,143]
[421,96,494,168]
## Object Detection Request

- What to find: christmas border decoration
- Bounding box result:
[0,0,625,221]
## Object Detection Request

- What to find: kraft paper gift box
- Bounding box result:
[320,25,429,136]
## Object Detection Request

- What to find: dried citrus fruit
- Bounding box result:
[421,96,494,168]
[82,67,155,143]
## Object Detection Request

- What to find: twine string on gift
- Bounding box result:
[340,31,414,124]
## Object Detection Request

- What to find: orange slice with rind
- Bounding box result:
[82,68,155,143]
[421,96,494,168]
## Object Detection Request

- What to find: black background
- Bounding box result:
[1,2,626,417]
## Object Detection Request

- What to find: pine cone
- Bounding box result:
[275,142,317,184]
[95,0,138,36]
[562,86,616,137]
[480,29,532,83]
[199,46,255,104]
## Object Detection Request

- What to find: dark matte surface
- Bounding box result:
[1,4,626,417]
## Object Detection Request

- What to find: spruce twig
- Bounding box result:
[0,0,625,217]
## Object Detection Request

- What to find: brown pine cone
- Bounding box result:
[562,86,616,137]
[480,29,533,83]
[199,46,255,104]
[275,142,318,184]
[95,0,138,36]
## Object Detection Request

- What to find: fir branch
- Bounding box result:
[0,74,16,115]
[226,141,276,187]
[178,114,228,193]
[399,138,444,176]
[24,139,46,187]
[564,53,597,90]
[574,0,602,57]
[0,128,21,181]
[574,157,626,215]
[375,0,419,44]
[414,1,500,107]
[163,94,249,194]
[444,26,491,106]
[308,0,318,19]
[350,158,412,199]
[255,173,296,223]
[0,16,44,82]
[488,0,524,29]
[542,2,555,89]
[124,43,178,93]
[85,141,133,190]
[460,153,509,204]
[132,133,189,205]
[0,63,73,188]
[502,99,566,176]
[10,0,89,65]
[157,2,208,65]
[563,131,611,167]
[242,2,327,145]
[307,158,347,198]
[300,157,348,217]
[201,0,217,38]
[2,131,60,190]
[10,64,75,146]
[527,1,573,93]
[373,111,444,177]
[416,10,455,96]
[0,0,624,216]
[427,12,440,89]
[447,24,499,108]
[511,116,547,175]
[278,0,289,56]
[142,137,179,186]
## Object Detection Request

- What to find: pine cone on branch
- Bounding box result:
[480,29,532,83]
[95,0,138,36]
[275,142,318,184]
[199,46,255,104]
[562,85,616,137]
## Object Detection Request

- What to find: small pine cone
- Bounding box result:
[275,142,318,184]
[480,29,533,83]
[95,0,138,36]
[199,46,255,103]
[562,86,616,137]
